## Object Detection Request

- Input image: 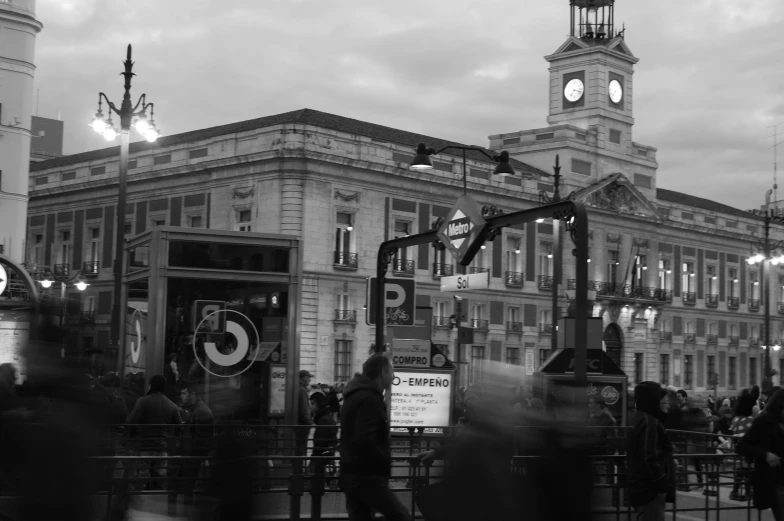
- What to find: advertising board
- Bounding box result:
[0,314,29,384]
[391,338,430,368]
[391,370,453,433]
[269,364,286,416]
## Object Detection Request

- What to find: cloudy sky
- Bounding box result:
[34,0,784,211]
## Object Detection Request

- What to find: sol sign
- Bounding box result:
[436,194,488,266]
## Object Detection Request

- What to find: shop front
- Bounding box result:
[121,227,300,423]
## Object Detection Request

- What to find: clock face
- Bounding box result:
[609,79,623,103]
[564,78,584,102]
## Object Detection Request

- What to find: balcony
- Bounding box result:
[333,310,357,323]
[567,280,672,302]
[539,323,554,336]
[469,267,489,274]
[505,271,523,288]
[506,321,523,333]
[392,259,415,276]
[538,275,554,291]
[470,319,489,331]
[82,261,100,275]
[706,294,719,308]
[80,311,95,323]
[749,337,759,347]
[728,297,740,310]
[684,333,696,344]
[53,264,70,277]
[729,336,739,347]
[683,292,696,305]
[778,302,784,314]
[433,316,452,329]
[749,299,760,312]
[659,331,672,342]
[334,251,358,270]
[707,334,718,345]
[432,263,453,279]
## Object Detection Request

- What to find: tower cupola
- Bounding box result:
[571,0,621,41]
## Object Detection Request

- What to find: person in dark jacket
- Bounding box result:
[178,382,214,498]
[296,370,313,459]
[309,391,337,476]
[126,374,182,491]
[626,381,676,521]
[340,354,411,521]
[737,388,784,520]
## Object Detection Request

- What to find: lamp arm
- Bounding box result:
[99,93,121,116]
[431,145,500,162]
[131,93,148,115]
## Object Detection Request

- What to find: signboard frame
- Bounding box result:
[366,277,416,326]
[390,368,455,435]
[268,363,287,417]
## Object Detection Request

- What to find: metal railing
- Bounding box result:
[659,331,672,342]
[504,271,523,287]
[333,251,358,269]
[470,318,488,331]
[538,275,553,291]
[749,337,759,347]
[393,259,415,276]
[83,260,100,274]
[469,267,489,274]
[433,316,452,329]
[749,299,760,311]
[683,292,696,305]
[728,296,740,310]
[729,336,739,346]
[684,333,696,344]
[432,263,453,278]
[539,323,553,336]
[567,279,672,302]
[707,334,718,345]
[54,263,70,277]
[333,310,356,323]
[506,321,523,333]
[706,294,719,307]
[81,311,95,323]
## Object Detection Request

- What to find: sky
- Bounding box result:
[33,0,784,211]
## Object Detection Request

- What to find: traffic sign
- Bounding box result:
[439,271,489,292]
[367,277,416,326]
[436,194,488,266]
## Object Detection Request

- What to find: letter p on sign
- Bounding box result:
[193,300,227,334]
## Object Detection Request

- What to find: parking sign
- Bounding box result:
[366,277,416,326]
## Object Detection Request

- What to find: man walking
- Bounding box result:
[340,354,411,521]
[626,381,675,521]
[296,370,313,460]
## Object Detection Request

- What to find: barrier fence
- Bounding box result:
[0,424,773,520]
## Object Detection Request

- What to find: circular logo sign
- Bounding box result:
[193,309,259,378]
[601,385,620,405]
[0,263,7,297]
[129,308,145,374]
[432,353,446,368]
[270,351,280,362]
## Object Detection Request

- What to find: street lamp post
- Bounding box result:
[747,189,784,392]
[90,44,160,373]
[38,268,89,357]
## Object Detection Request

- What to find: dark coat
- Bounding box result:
[126,392,183,451]
[339,375,391,477]
[626,382,676,508]
[312,406,337,453]
[736,409,784,510]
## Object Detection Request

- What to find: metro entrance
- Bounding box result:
[121,227,300,423]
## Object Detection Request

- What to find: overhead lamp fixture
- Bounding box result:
[409,143,435,170]
[642,265,648,271]
[712,276,717,280]
[536,219,545,224]
[689,273,695,277]
[75,277,89,291]
[733,278,739,283]
[666,269,672,274]
[587,258,591,263]
[346,226,353,232]
[491,151,515,177]
[514,248,520,254]
[480,245,487,250]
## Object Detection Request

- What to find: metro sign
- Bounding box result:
[437,194,488,266]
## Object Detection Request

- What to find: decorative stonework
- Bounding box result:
[588,182,646,216]
[233,186,254,199]
[633,238,649,249]
[606,233,621,244]
[335,190,360,203]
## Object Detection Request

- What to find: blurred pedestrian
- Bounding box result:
[296,369,313,460]
[309,391,337,477]
[626,381,675,521]
[730,390,756,501]
[179,382,214,500]
[340,354,411,521]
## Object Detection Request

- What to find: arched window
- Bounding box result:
[603,323,623,367]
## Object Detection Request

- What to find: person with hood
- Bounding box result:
[339,354,411,521]
[737,388,784,519]
[626,381,675,521]
[308,391,337,480]
[126,374,183,491]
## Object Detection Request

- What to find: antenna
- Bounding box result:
[36,89,39,116]
[768,122,784,210]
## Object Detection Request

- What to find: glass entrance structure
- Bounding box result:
[122,227,300,423]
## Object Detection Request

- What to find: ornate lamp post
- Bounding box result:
[90,45,160,372]
[747,189,784,392]
[37,268,89,357]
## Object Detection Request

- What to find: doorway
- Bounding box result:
[603,323,624,368]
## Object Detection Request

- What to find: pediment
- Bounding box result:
[574,173,661,221]
[607,38,635,58]
[552,37,589,56]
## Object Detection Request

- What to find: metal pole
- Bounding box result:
[374,255,387,355]
[765,214,772,387]
[113,130,130,373]
[462,149,467,195]
[551,221,561,353]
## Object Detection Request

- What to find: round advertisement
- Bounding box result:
[193,309,260,378]
[432,353,446,368]
[601,385,620,405]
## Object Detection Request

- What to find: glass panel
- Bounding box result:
[168,240,290,273]
[128,244,150,270]
[124,279,149,398]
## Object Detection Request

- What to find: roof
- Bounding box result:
[656,188,760,221]
[29,108,550,178]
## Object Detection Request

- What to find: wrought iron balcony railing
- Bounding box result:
[334,251,358,270]
[506,321,523,333]
[749,299,760,312]
[470,319,489,331]
[539,323,554,336]
[707,334,718,345]
[566,280,672,302]
[684,333,696,344]
[432,263,453,279]
[433,316,452,329]
[706,294,719,308]
[82,261,100,275]
[334,310,357,323]
[729,336,739,346]
[80,311,95,323]
[683,292,696,305]
[53,264,69,277]
[659,331,672,342]
[393,259,415,276]
[749,337,759,347]
[469,267,489,274]
[728,297,740,310]
[538,275,554,291]
[505,271,523,287]
[778,302,784,314]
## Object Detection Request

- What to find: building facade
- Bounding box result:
[0,0,43,262]
[26,2,784,396]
